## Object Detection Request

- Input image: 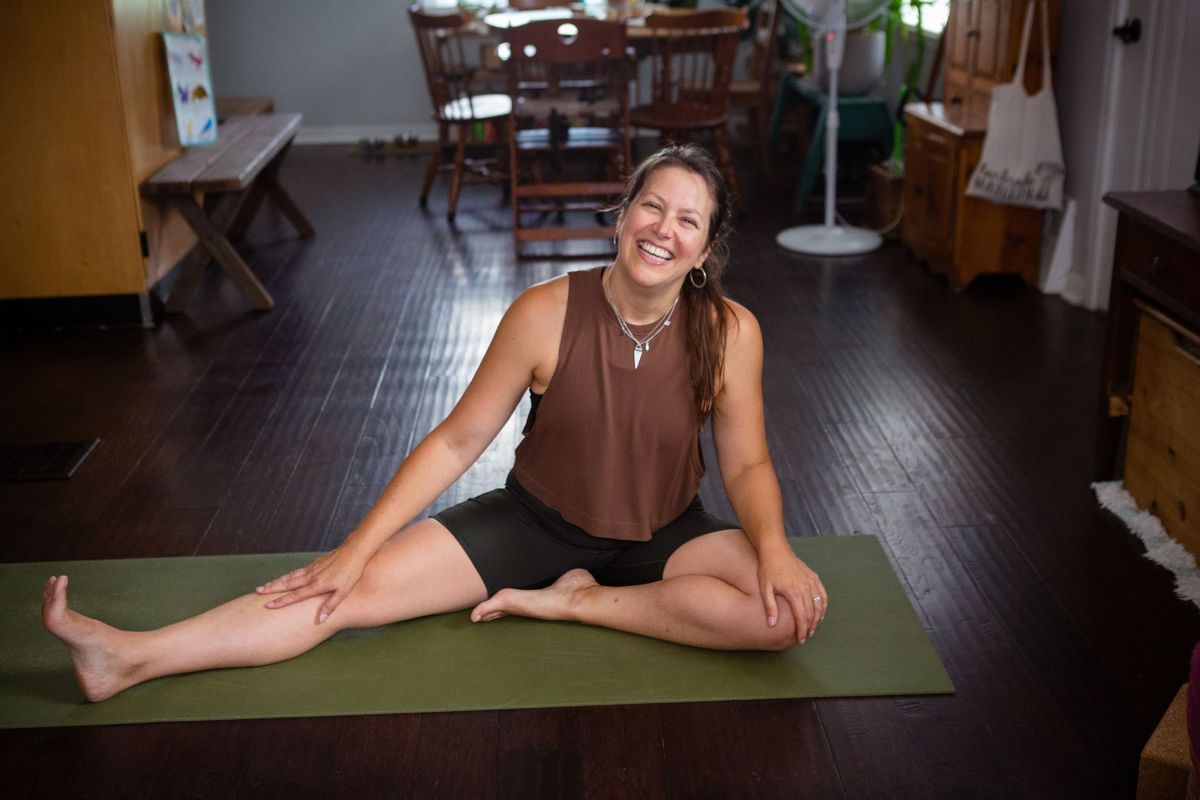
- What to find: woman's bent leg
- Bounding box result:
[470,529,801,651]
[42,519,488,702]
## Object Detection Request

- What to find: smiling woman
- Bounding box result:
[42,145,828,704]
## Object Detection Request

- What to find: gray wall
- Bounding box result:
[206,0,437,142]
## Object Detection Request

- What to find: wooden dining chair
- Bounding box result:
[409,6,512,223]
[631,9,749,207]
[505,18,632,250]
[730,0,783,168]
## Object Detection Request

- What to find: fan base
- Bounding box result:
[775,224,883,256]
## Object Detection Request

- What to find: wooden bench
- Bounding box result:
[142,112,314,313]
[214,95,275,119]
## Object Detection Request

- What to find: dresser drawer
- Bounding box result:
[1117,214,1200,323]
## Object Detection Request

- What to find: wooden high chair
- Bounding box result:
[505,17,632,250]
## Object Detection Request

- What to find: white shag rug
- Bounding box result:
[1093,480,1200,608]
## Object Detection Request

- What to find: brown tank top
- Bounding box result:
[513,266,704,541]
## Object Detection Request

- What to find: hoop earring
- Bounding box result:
[688,266,707,289]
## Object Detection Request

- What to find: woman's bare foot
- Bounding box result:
[41,576,138,702]
[470,569,599,624]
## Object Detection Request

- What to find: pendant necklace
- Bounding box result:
[604,271,680,370]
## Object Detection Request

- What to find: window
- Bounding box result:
[901,0,950,36]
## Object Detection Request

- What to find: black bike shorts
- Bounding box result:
[433,471,737,596]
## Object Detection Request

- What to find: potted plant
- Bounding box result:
[785,0,932,108]
[871,1,936,235]
[879,0,935,176]
[780,0,937,231]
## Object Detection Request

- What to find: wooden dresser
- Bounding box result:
[901,103,1041,290]
[901,0,1061,291]
[1097,191,1200,554]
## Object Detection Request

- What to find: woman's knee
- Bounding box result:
[754,604,802,652]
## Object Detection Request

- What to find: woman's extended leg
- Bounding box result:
[42,519,488,702]
[469,529,803,651]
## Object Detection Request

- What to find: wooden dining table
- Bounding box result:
[478,2,684,37]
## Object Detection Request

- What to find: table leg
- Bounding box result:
[164,193,241,314]
[227,143,315,240]
[767,75,795,160]
[712,126,741,211]
[164,245,214,315]
[167,195,274,312]
[262,173,315,239]
[225,181,268,241]
[448,123,468,223]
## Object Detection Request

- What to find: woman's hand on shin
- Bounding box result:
[256,543,372,623]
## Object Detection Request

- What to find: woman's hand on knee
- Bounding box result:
[256,545,370,623]
[756,546,828,646]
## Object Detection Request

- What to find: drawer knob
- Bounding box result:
[1151,255,1165,276]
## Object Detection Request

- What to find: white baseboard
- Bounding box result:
[295,123,440,145]
[1061,271,1090,309]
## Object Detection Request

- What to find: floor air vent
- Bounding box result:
[0,439,100,482]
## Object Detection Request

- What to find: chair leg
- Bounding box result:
[510,122,522,249]
[753,101,772,170]
[420,123,447,210]
[448,123,468,223]
[712,125,742,211]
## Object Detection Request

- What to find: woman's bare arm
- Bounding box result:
[711,302,828,643]
[258,278,568,619]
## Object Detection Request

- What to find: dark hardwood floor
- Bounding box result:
[2,144,1197,798]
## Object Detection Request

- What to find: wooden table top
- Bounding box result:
[480,3,682,36]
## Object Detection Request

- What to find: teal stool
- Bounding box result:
[768,75,892,211]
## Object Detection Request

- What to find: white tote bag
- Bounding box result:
[966,0,1065,210]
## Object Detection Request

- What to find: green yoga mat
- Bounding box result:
[0,535,952,728]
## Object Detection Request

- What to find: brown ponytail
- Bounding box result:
[611,144,736,419]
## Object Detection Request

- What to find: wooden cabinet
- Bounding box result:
[1097,191,1200,557]
[901,110,957,270]
[942,0,1061,122]
[901,1,1061,291]
[901,103,1041,290]
[0,0,199,324]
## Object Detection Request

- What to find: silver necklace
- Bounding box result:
[603,274,680,370]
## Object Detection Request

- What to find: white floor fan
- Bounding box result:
[776,0,890,255]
